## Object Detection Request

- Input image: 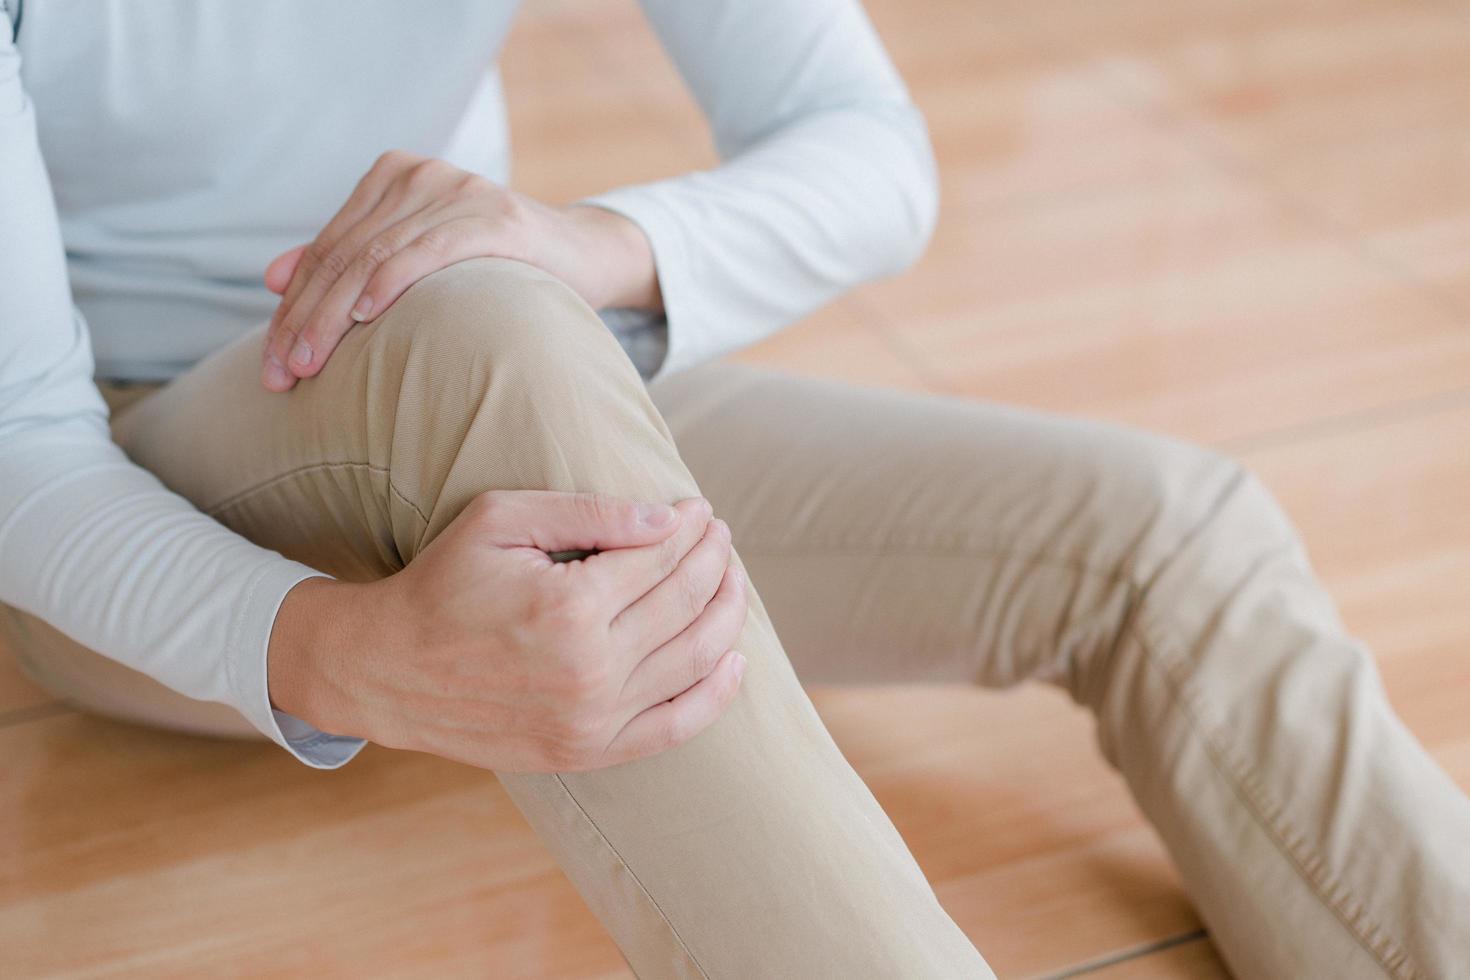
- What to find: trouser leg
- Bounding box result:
[650,362,1470,980]
[3,260,991,979]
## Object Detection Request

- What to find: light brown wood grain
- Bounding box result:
[0,641,52,717]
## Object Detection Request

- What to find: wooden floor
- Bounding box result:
[5,0,1469,976]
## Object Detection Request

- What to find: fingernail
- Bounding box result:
[731,565,745,588]
[262,357,291,389]
[637,502,676,528]
[712,518,730,539]
[351,296,374,322]
[732,653,747,679]
[289,338,313,369]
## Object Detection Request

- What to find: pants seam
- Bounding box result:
[1131,614,1421,980]
[550,773,712,980]
[742,469,1422,978]
[1121,466,1423,980]
[201,459,430,526]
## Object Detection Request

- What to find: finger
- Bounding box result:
[260,304,298,392]
[471,490,695,554]
[264,245,307,295]
[609,516,731,652]
[352,218,500,326]
[285,212,441,379]
[582,497,714,609]
[280,152,414,311]
[265,205,401,373]
[620,564,747,708]
[599,650,746,768]
[263,155,415,375]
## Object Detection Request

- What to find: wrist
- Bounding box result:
[562,204,663,313]
[267,576,376,736]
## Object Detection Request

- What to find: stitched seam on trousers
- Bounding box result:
[1132,617,1422,980]
[201,459,430,526]
[1119,466,1423,980]
[550,774,712,980]
[744,470,1422,977]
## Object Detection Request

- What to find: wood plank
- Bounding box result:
[1084,935,1231,980]
[851,167,1470,446]
[0,636,56,718]
[1000,0,1470,313]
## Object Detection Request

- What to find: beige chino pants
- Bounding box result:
[6,259,1467,979]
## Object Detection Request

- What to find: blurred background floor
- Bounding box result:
[4,0,1469,976]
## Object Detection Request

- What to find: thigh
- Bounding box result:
[649,362,1238,688]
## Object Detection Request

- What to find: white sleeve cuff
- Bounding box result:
[226,559,367,770]
[578,187,700,380]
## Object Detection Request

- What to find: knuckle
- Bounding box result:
[655,537,684,580]
[678,569,707,619]
[466,489,508,525]
[302,239,333,271]
[532,587,595,633]
[539,739,585,772]
[561,709,603,745]
[407,158,449,189]
[359,238,398,270]
[684,635,720,690]
[562,656,611,699]
[544,714,604,770]
[456,171,494,197]
[580,492,622,528]
[316,247,351,280]
[375,148,417,172]
[413,228,453,257]
[494,189,527,225]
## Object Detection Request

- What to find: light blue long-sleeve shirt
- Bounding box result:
[0,0,937,766]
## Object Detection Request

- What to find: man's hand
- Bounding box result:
[268,492,748,772]
[259,150,661,392]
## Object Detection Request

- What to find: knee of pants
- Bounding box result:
[1081,440,1355,706]
[1085,430,1304,593]
[345,257,670,554]
[1051,433,1309,679]
[355,256,633,396]
[1151,450,1299,577]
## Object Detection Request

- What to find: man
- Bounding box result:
[2,2,1464,976]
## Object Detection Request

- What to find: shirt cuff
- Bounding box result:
[577,186,698,381]
[226,558,367,770]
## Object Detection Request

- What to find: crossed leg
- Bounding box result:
[9,258,1467,978]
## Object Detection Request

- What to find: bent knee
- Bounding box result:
[360,257,629,384]
[1099,432,1299,586]
[1133,445,1308,609]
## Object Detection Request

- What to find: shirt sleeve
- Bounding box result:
[582,0,939,379]
[0,36,363,769]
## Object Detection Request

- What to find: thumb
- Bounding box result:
[264,244,308,295]
[475,490,682,555]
